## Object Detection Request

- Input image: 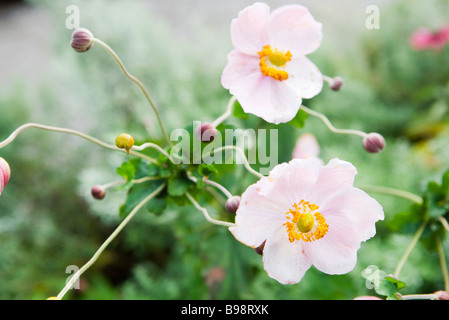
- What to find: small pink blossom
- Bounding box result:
[229,158,384,284]
[221,2,323,124]
[0,157,11,195]
[410,25,449,51]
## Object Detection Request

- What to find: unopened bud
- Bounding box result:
[0,157,11,195]
[225,196,241,214]
[254,240,266,256]
[115,133,134,154]
[195,122,217,143]
[435,290,449,300]
[362,133,386,153]
[91,185,106,200]
[330,76,344,91]
[71,28,94,53]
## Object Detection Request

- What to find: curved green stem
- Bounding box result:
[301,105,368,138]
[186,192,236,228]
[0,123,158,164]
[360,185,423,204]
[436,234,449,292]
[92,38,172,147]
[57,183,166,300]
[212,96,237,127]
[394,221,428,279]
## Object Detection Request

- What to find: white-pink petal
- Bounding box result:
[230,2,270,55]
[303,234,359,275]
[285,56,323,99]
[262,226,312,284]
[268,4,323,56]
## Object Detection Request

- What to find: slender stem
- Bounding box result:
[394,221,428,279]
[301,105,368,138]
[0,123,158,164]
[186,172,233,199]
[100,176,163,189]
[436,234,449,292]
[57,183,166,300]
[438,216,449,232]
[212,145,264,179]
[203,178,233,199]
[212,96,237,127]
[400,293,439,300]
[132,142,172,161]
[92,38,172,147]
[360,185,423,204]
[185,192,236,228]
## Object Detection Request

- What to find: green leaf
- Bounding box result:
[167,172,191,196]
[117,159,140,181]
[287,109,308,128]
[145,196,167,216]
[232,101,248,119]
[375,279,397,298]
[384,276,406,290]
[197,163,218,177]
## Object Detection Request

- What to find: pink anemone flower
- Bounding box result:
[229,158,384,284]
[0,157,11,195]
[221,2,324,124]
[410,25,449,51]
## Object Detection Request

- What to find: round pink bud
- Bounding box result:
[362,133,386,153]
[330,76,344,91]
[71,28,94,53]
[91,185,106,200]
[195,122,217,143]
[254,240,266,256]
[435,290,449,300]
[225,196,241,214]
[0,157,11,195]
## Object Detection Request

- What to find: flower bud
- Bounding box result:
[71,28,94,52]
[362,133,386,153]
[225,196,241,214]
[115,133,134,154]
[330,76,344,91]
[435,290,449,300]
[195,122,217,143]
[0,157,11,195]
[254,240,266,256]
[91,185,106,200]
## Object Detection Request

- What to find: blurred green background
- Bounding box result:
[0,0,448,300]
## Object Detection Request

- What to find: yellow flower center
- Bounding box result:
[258,45,292,81]
[284,200,329,243]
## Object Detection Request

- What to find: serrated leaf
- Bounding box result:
[168,173,191,196]
[197,163,218,177]
[145,196,167,216]
[117,159,140,181]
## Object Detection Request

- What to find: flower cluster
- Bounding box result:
[11,2,449,301]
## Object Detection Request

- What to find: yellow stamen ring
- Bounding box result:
[258,45,292,81]
[284,200,329,243]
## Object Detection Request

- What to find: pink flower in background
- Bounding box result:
[221,2,323,124]
[292,132,322,162]
[0,157,11,195]
[229,158,384,284]
[410,25,449,51]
